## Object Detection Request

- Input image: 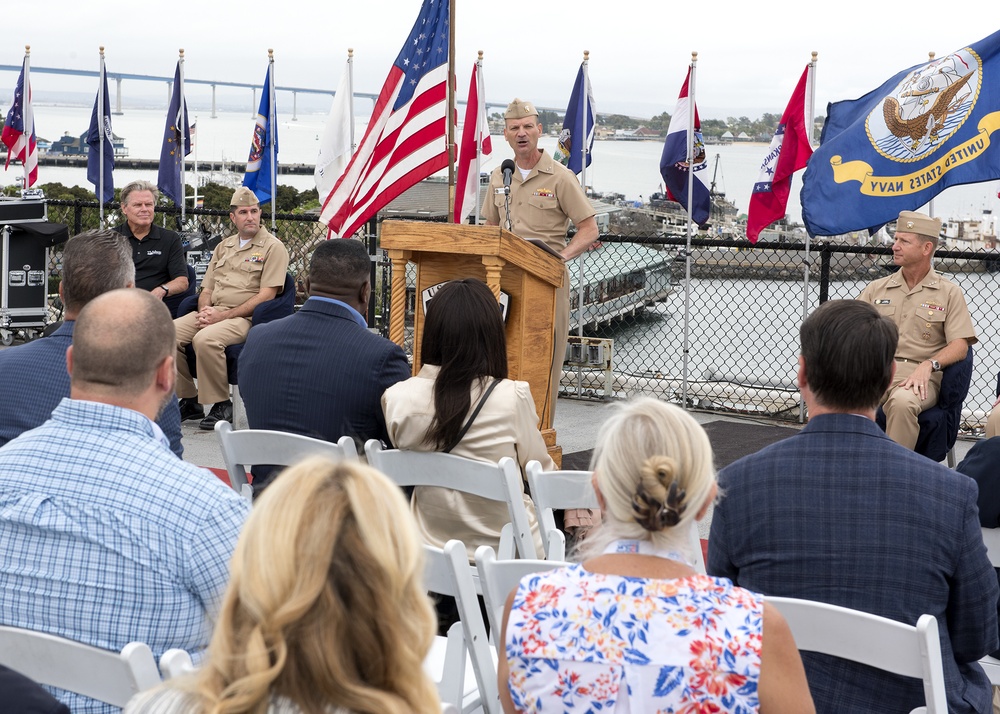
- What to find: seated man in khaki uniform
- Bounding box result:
[858,210,976,450]
[175,187,289,429]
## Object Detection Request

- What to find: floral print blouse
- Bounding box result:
[505,564,763,713]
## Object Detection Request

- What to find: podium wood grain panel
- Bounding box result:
[381,220,564,443]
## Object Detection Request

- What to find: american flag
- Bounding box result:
[2,57,38,187]
[320,0,449,237]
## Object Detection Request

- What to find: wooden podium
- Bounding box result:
[381,220,565,463]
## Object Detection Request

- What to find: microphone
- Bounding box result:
[501,159,515,194]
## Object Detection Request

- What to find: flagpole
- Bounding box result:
[446,0,456,220]
[193,116,199,210]
[682,51,697,410]
[574,50,591,397]
[927,51,936,220]
[178,48,186,225]
[473,50,484,225]
[802,52,817,322]
[348,48,355,154]
[268,48,277,231]
[98,46,106,226]
[22,46,32,190]
[799,52,817,425]
[577,50,590,342]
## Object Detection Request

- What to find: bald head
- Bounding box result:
[71,289,175,397]
[306,239,371,311]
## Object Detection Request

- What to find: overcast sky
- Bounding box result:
[4,1,996,120]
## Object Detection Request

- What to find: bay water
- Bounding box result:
[9,104,1000,226]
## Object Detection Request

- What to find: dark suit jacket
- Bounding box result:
[238,297,411,478]
[0,322,183,457]
[0,665,69,714]
[957,436,1000,658]
[708,413,998,714]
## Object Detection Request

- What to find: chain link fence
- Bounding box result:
[32,203,1000,434]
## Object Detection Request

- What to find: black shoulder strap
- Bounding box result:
[444,378,503,453]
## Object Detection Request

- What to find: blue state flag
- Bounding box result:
[157,61,191,206]
[86,64,114,203]
[557,63,595,175]
[801,29,1000,237]
[243,66,278,205]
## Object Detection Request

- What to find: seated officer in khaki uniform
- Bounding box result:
[483,98,599,427]
[858,210,976,450]
[175,187,289,430]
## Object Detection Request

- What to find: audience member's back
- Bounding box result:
[125,458,441,714]
[708,300,998,713]
[238,238,410,491]
[0,230,183,456]
[0,290,248,714]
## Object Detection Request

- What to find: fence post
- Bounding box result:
[73,202,83,235]
[818,243,832,303]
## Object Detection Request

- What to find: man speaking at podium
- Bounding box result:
[483,98,598,424]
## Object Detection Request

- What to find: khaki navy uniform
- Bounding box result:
[483,149,594,423]
[175,226,289,405]
[859,267,976,449]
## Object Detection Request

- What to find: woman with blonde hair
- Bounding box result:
[499,398,814,713]
[126,457,441,714]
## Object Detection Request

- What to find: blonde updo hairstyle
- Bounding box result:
[582,398,717,562]
[188,457,441,714]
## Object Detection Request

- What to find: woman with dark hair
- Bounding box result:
[382,278,554,558]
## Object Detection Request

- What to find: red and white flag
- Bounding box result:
[453,59,492,223]
[2,55,38,187]
[747,64,814,243]
[320,0,449,238]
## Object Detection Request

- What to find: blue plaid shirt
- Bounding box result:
[0,399,249,714]
[0,321,184,457]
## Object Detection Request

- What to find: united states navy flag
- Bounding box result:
[801,29,1000,236]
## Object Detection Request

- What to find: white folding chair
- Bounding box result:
[216,420,359,501]
[365,440,538,559]
[978,527,1000,685]
[0,626,161,708]
[475,545,568,645]
[158,648,195,680]
[525,460,706,572]
[767,596,948,714]
[423,540,498,714]
[525,460,597,560]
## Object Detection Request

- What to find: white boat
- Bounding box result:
[568,242,674,331]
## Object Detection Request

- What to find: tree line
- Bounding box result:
[491,110,823,141]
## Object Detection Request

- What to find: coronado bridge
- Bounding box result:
[0,64,550,120]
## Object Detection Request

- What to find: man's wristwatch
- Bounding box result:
[158,285,169,296]
[929,359,942,372]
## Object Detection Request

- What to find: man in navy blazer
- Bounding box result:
[0,230,183,457]
[238,238,410,493]
[708,300,998,714]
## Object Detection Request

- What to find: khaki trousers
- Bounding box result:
[174,312,251,405]
[880,360,942,450]
[987,408,1000,438]
[546,275,570,425]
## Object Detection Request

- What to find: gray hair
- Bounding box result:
[120,180,160,206]
[60,230,135,315]
[579,398,717,564]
